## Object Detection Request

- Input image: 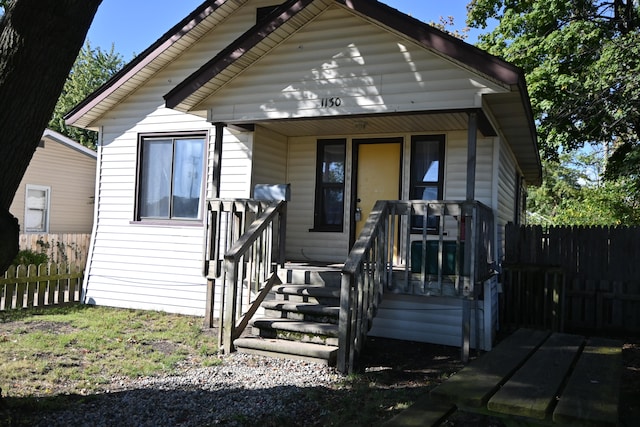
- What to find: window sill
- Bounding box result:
[309,227,343,233]
[130,219,204,227]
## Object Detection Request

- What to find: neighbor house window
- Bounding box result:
[313,139,346,232]
[24,185,51,233]
[410,135,445,232]
[137,133,206,221]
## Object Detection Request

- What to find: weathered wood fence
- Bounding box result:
[0,263,82,311]
[19,233,91,267]
[502,224,640,334]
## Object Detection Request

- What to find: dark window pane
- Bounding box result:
[322,144,345,183]
[322,188,344,225]
[314,140,346,230]
[410,136,444,233]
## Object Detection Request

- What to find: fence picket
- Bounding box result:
[1,262,83,311]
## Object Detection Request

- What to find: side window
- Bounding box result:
[25,185,51,233]
[410,135,445,233]
[313,139,346,232]
[137,133,206,221]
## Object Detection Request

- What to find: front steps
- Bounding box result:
[233,264,342,365]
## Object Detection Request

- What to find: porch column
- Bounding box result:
[204,122,226,329]
[466,112,477,201]
[213,122,226,197]
[462,111,478,363]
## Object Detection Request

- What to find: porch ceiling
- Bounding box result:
[239,111,472,137]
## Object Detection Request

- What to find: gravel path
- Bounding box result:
[30,354,345,427]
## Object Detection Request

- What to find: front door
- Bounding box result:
[352,138,402,244]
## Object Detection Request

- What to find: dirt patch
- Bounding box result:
[1,320,77,335]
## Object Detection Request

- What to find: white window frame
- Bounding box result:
[24,184,51,233]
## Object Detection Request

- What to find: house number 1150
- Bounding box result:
[320,97,342,108]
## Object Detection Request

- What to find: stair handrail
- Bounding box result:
[219,200,287,354]
[337,200,495,372]
[338,200,390,374]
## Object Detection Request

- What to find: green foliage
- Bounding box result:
[48,41,125,149]
[527,150,640,226]
[12,249,49,267]
[468,0,640,162]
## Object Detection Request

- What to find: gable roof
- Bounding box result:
[65,0,244,129]
[163,0,540,184]
[165,0,525,112]
[66,0,541,184]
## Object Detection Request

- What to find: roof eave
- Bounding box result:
[64,0,233,129]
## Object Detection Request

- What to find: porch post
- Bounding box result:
[462,111,478,363]
[204,122,226,329]
[466,112,477,202]
[213,122,226,197]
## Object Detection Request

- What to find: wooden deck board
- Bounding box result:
[430,328,550,407]
[553,337,622,426]
[487,332,584,420]
[382,394,456,427]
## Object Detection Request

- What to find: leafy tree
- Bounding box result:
[467,0,640,178]
[49,42,125,149]
[528,151,640,226]
[0,0,102,273]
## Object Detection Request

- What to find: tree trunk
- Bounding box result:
[0,0,102,273]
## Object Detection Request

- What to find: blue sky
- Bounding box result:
[86,0,484,60]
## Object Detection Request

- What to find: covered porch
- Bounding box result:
[202,196,495,374]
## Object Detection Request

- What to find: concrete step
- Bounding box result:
[251,318,339,346]
[262,301,340,323]
[234,336,338,366]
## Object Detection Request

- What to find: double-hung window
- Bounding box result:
[137,133,206,221]
[410,135,445,232]
[313,139,346,232]
[24,184,51,233]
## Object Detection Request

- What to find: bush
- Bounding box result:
[12,249,49,267]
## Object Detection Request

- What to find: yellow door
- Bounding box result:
[355,142,402,239]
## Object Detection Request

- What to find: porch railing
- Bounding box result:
[338,200,494,373]
[203,199,287,353]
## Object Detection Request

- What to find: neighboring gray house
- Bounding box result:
[66,0,540,358]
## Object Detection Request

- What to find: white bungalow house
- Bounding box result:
[67,0,540,372]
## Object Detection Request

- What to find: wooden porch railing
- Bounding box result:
[338,200,494,373]
[203,199,287,353]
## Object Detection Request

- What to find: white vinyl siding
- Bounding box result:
[251,126,288,189]
[369,275,498,350]
[496,138,520,263]
[285,136,351,262]
[205,6,506,122]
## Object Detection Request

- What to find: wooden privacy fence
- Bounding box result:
[0,263,82,311]
[19,233,91,267]
[503,224,640,334]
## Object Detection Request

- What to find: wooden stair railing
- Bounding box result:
[204,199,287,354]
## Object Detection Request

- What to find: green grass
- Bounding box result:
[0,305,464,426]
[0,305,220,398]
